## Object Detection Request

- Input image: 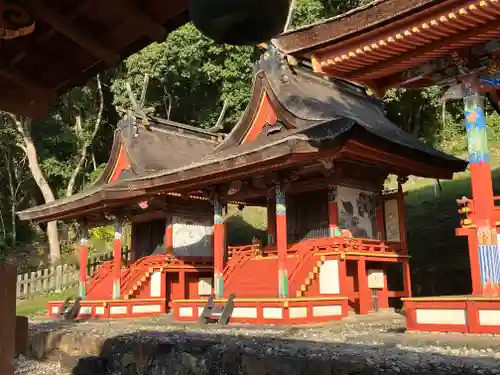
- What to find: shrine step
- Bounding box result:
[199,294,236,325]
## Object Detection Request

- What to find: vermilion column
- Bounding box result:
[327,184,340,237]
[464,90,500,296]
[276,183,288,297]
[213,194,224,298]
[79,226,89,298]
[402,260,412,298]
[357,257,370,314]
[165,218,173,255]
[113,220,123,300]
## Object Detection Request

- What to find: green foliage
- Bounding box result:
[111,24,254,130]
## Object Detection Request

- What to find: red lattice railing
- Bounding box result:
[223,245,259,285]
[121,254,183,296]
[288,242,316,287]
[457,196,500,228]
[86,261,113,296]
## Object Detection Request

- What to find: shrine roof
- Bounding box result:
[17,47,467,223]
[0,0,188,117]
[273,0,442,55]
[17,116,219,221]
[95,116,220,184]
[273,0,500,90]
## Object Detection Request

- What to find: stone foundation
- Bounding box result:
[26,329,385,375]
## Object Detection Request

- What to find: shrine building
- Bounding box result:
[273,0,500,333]
[18,46,466,325]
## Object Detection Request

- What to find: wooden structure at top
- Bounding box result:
[0,0,190,117]
[273,0,500,333]
[18,46,465,324]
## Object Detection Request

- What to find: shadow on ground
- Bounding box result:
[26,317,500,375]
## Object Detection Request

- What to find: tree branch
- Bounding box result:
[66,74,104,197]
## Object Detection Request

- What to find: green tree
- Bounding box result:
[112,24,254,130]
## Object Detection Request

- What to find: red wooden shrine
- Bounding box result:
[18,46,465,325]
[273,0,500,332]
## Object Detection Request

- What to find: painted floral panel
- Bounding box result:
[336,186,377,238]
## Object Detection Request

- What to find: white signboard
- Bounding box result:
[198,278,213,296]
[367,269,385,289]
[173,216,213,257]
[319,260,340,294]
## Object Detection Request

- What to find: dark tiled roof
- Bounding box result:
[272,0,443,55]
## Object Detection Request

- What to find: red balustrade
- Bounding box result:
[457,196,500,228]
[224,245,259,285]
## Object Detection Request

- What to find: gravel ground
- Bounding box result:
[15,355,69,375]
[26,312,500,374]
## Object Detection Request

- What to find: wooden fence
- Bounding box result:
[16,248,131,299]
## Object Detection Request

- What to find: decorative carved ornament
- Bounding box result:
[320,157,335,171]
[0,3,35,40]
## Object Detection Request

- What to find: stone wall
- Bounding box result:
[28,329,384,375]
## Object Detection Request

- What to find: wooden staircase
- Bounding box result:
[295,256,326,297]
[122,254,182,299]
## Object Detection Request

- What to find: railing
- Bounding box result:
[120,254,183,295]
[87,248,131,276]
[314,237,405,254]
[288,242,316,286]
[86,261,113,297]
[223,245,259,285]
[287,227,329,243]
[457,196,500,227]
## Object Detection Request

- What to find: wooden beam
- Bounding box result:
[20,0,120,66]
[10,0,95,67]
[115,1,166,43]
[0,60,53,95]
[347,18,500,81]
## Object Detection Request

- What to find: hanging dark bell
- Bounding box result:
[188,0,292,45]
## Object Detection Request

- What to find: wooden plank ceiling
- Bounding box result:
[0,0,189,117]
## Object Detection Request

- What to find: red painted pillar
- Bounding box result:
[165,218,173,255]
[468,231,482,295]
[113,220,123,300]
[179,270,186,299]
[402,260,412,298]
[79,226,89,298]
[338,255,347,295]
[357,257,370,314]
[267,192,275,245]
[463,89,499,296]
[276,183,288,297]
[213,193,224,298]
[327,184,340,237]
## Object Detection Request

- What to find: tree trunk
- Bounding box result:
[11,115,61,262]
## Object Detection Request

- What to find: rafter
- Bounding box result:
[19,0,120,67]
[10,0,95,67]
[347,18,500,81]
[0,60,53,96]
[116,1,166,43]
